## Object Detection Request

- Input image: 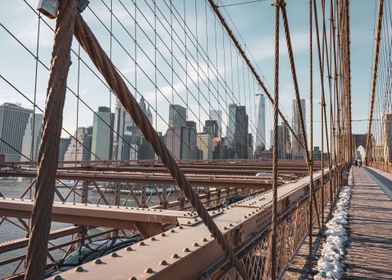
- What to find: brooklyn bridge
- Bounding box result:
[0,0,391,279]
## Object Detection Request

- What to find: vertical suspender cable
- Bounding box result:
[280,2,321,229]
[366,0,385,165]
[308,0,314,266]
[271,0,280,279]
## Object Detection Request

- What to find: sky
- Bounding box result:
[0,0,377,150]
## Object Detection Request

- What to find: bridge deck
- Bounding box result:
[344,166,392,279]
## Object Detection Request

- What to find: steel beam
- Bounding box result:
[0,226,80,254]
[0,169,273,188]
[0,199,188,229]
[57,170,329,280]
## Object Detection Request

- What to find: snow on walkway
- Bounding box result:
[315,169,353,280]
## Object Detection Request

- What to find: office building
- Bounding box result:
[234,105,248,159]
[209,109,222,137]
[58,137,71,166]
[91,106,114,160]
[138,137,155,160]
[291,99,306,160]
[204,119,219,138]
[64,127,93,164]
[197,133,213,160]
[166,126,182,159]
[256,94,266,148]
[226,104,236,141]
[112,97,152,160]
[270,122,291,159]
[21,113,43,161]
[169,104,186,128]
[0,103,32,162]
[112,101,133,160]
[166,107,197,160]
[182,121,197,160]
[248,133,254,159]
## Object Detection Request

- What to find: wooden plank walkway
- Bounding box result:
[343,166,392,280]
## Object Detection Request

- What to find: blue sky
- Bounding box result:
[0,0,376,149]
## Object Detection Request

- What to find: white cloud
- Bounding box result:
[250,32,309,62]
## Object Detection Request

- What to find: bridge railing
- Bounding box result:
[217,168,340,280]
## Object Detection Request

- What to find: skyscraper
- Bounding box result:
[291,99,306,160]
[270,122,291,160]
[112,97,152,160]
[234,105,249,159]
[169,104,186,128]
[248,133,254,159]
[197,133,213,160]
[64,127,93,165]
[21,113,43,161]
[139,96,153,124]
[166,105,197,160]
[138,137,155,160]
[167,105,191,160]
[0,103,32,162]
[165,126,182,159]
[209,109,222,137]
[226,104,237,141]
[91,106,114,160]
[58,137,71,167]
[204,119,219,138]
[112,101,133,160]
[182,121,197,160]
[281,122,292,159]
[256,94,266,148]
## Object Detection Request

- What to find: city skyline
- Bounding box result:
[0,97,351,163]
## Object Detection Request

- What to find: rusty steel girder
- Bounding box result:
[57,169,329,280]
[0,169,273,189]
[0,198,186,230]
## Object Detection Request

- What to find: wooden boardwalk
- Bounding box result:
[344,166,392,280]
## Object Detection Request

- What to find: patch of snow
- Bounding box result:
[315,168,353,280]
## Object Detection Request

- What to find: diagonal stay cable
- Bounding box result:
[25,1,78,279]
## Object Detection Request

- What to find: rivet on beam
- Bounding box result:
[159,260,168,265]
[145,268,154,273]
[172,253,180,259]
